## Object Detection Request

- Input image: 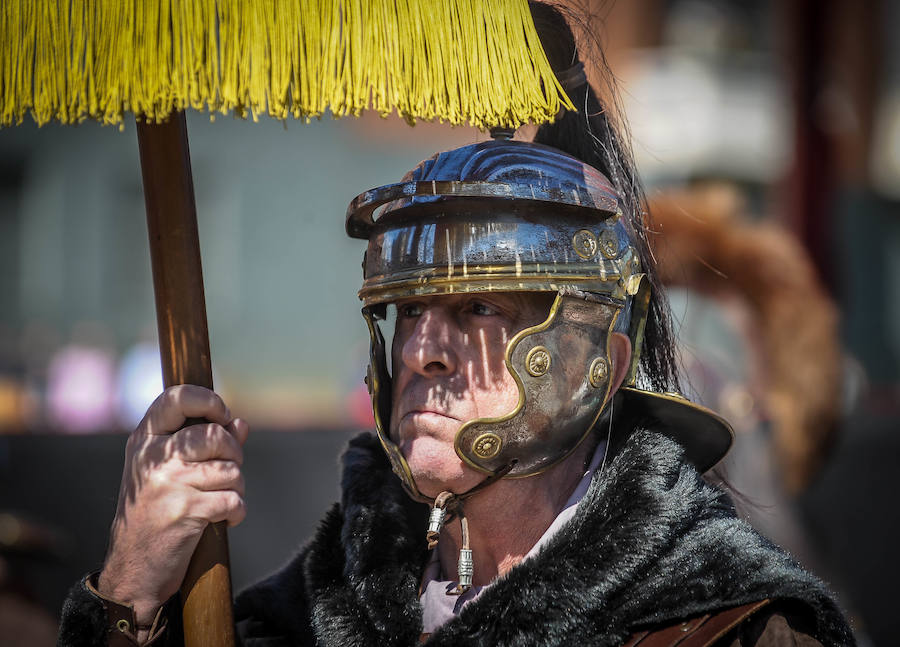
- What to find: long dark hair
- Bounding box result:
[530,2,680,393]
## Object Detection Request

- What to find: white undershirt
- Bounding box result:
[419,440,607,633]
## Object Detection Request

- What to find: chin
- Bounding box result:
[400,436,480,497]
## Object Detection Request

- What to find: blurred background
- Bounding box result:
[0,0,897,645]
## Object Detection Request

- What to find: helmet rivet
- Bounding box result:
[525,346,551,377]
[572,229,598,259]
[473,433,502,459]
[588,357,609,387]
[599,228,619,258]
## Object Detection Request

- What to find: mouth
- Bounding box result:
[394,410,463,441]
[401,409,460,423]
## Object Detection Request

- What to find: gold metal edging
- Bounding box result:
[363,309,431,503]
[452,294,564,475]
[452,295,622,479]
[360,274,625,305]
[619,387,735,432]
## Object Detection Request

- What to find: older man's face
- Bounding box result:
[389,292,554,496]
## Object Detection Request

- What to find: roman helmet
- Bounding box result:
[346,139,733,505]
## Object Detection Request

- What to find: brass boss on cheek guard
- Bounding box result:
[349,140,733,502]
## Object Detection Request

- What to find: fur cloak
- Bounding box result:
[230,427,853,647]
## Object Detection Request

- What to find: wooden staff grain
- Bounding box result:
[137,113,236,647]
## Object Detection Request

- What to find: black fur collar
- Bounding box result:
[238,428,853,647]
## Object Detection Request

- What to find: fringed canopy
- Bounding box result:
[1,0,573,128]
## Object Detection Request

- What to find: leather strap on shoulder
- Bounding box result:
[621,599,771,647]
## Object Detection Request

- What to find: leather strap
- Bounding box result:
[84,573,168,646]
[420,600,770,646]
[622,599,771,647]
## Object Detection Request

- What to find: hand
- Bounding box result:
[97,385,249,626]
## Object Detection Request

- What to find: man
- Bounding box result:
[58,5,854,645]
[58,136,853,647]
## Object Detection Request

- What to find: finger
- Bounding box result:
[182,460,244,496]
[144,386,232,436]
[170,424,243,464]
[227,418,249,447]
[190,490,247,528]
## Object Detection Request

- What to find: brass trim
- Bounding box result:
[363,262,625,283]
[622,386,731,416]
[363,314,387,434]
[621,387,730,420]
[572,229,598,259]
[588,357,609,387]
[599,228,619,259]
[617,386,735,472]
[524,346,552,377]
[623,274,650,387]
[472,433,502,459]
[363,309,431,503]
[360,272,625,305]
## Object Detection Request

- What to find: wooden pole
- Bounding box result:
[136,113,236,647]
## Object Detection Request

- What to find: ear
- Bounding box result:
[607,332,633,399]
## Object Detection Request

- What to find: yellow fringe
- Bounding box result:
[1,0,573,128]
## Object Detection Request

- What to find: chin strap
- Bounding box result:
[425,461,516,594]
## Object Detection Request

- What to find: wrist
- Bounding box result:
[97,569,163,626]
[85,573,168,645]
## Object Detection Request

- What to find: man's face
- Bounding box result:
[389,292,554,497]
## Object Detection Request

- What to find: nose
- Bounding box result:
[399,306,458,378]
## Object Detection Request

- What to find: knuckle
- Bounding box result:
[212,428,237,455]
[221,460,240,480]
[199,422,220,440]
[230,504,247,526]
[225,490,243,510]
[160,385,182,405]
[165,494,192,526]
[146,466,172,491]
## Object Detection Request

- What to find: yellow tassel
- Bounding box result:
[1,0,573,128]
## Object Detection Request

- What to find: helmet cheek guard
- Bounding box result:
[455,291,622,477]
